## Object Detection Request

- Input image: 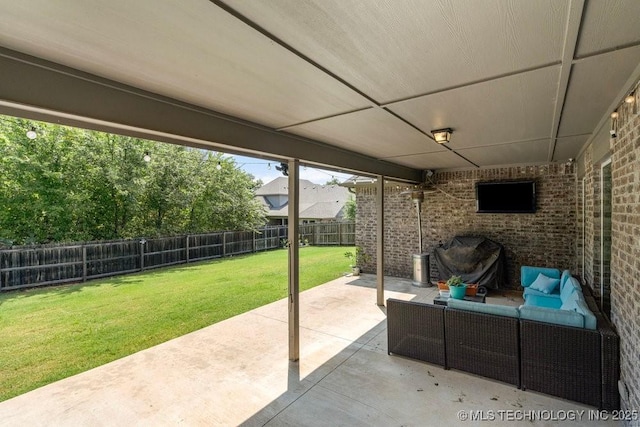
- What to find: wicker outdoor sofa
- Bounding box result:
[387,286,619,410]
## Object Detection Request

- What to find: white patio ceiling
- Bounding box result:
[0,0,639,177]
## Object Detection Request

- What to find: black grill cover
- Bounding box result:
[434,236,504,289]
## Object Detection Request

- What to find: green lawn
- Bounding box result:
[0,246,353,402]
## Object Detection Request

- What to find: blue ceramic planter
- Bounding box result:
[449,284,468,299]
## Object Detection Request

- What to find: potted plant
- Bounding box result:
[446,275,467,299]
[344,246,371,276]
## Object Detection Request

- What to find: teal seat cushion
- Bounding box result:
[560,269,572,290]
[574,299,597,330]
[560,277,581,302]
[447,298,520,318]
[524,286,560,299]
[529,273,560,294]
[523,293,562,309]
[521,266,560,287]
[519,304,584,328]
[561,291,596,330]
[560,290,581,311]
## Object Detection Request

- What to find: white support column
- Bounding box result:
[288,159,300,361]
[376,175,385,306]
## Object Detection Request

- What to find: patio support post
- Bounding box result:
[376,175,385,306]
[288,159,300,361]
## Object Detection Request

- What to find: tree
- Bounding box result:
[0,115,267,244]
[344,196,356,221]
[0,118,84,243]
[325,176,342,186]
[187,153,266,232]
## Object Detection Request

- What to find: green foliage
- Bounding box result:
[0,246,350,401]
[446,275,465,287]
[344,245,370,267]
[325,176,341,185]
[0,116,267,244]
[344,195,356,221]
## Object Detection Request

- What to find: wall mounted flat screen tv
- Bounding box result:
[476,181,536,213]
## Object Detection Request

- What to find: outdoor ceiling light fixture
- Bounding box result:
[26,127,37,140]
[431,128,453,144]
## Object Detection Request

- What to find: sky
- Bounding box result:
[228,154,354,185]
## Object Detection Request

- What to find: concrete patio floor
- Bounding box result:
[0,275,618,426]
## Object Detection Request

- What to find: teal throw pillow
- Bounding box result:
[530,273,560,294]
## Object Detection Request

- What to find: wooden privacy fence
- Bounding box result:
[0,222,355,291]
[299,221,355,246]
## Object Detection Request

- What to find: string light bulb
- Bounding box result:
[216,161,222,171]
[625,94,635,104]
[610,111,618,119]
[143,152,151,162]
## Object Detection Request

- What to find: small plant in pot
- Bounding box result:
[446,275,467,299]
[344,246,371,276]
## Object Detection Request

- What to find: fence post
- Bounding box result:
[82,246,87,282]
[140,239,146,271]
[338,223,342,245]
[252,230,256,253]
[186,235,190,263]
[0,250,3,290]
[223,232,227,257]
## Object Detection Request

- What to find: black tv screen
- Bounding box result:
[476,181,536,213]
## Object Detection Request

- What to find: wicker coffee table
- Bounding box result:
[433,294,486,306]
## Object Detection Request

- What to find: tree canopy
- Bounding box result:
[0,116,266,245]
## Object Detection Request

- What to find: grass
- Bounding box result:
[0,246,353,402]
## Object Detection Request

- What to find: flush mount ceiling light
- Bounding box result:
[431,128,453,144]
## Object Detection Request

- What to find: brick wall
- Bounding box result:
[356,185,418,278]
[607,87,640,416]
[356,164,577,289]
[576,170,585,281]
[582,146,597,289]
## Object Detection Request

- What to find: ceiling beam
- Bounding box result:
[548,0,585,161]
[0,47,421,183]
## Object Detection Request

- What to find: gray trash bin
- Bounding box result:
[412,253,431,287]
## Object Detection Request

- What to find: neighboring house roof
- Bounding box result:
[255,177,289,196]
[339,175,377,188]
[256,177,350,220]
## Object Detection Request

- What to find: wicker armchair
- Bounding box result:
[445,308,520,387]
[520,319,601,407]
[387,299,446,366]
